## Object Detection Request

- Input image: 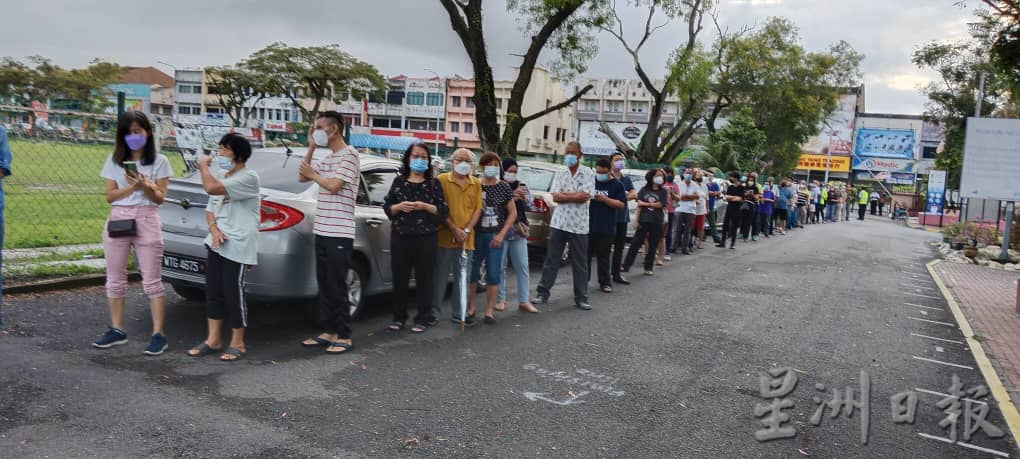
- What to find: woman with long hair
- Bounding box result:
[384,143,448,333]
[93,111,173,355]
[495,158,538,314]
[622,169,668,276]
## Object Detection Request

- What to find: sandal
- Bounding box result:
[494,301,506,312]
[519,303,539,313]
[387,321,405,332]
[219,347,245,362]
[301,336,331,347]
[483,315,496,324]
[410,324,428,333]
[600,285,613,293]
[187,342,222,357]
[325,341,352,354]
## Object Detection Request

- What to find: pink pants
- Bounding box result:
[103,205,166,299]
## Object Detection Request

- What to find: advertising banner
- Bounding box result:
[801,94,857,156]
[855,171,915,185]
[854,128,916,159]
[960,117,1020,200]
[577,121,648,156]
[796,154,850,172]
[926,170,947,215]
[851,156,916,173]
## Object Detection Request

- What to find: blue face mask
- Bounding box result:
[564,154,578,167]
[215,156,234,170]
[740,176,747,182]
[483,165,500,178]
[683,174,692,181]
[409,158,429,173]
[596,173,610,182]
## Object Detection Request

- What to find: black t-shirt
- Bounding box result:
[590,178,627,235]
[637,187,668,225]
[477,181,513,232]
[726,183,745,212]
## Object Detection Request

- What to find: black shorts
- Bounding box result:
[774,208,788,220]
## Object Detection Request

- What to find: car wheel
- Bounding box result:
[171,282,206,302]
[347,259,367,319]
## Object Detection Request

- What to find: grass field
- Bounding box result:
[4,139,186,249]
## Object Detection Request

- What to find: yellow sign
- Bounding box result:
[797,154,850,172]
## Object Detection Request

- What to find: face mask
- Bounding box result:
[564,154,578,167]
[653,176,664,185]
[312,129,329,147]
[483,165,500,178]
[740,176,747,182]
[504,172,517,182]
[409,158,429,173]
[124,133,147,151]
[683,174,692,181]
[453,161,472,176]
[596,173,610,182]
[215,155,234,170]
[749,179,756,184]
[613,160,625,171]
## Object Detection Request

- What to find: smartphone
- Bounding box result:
[123,161,139,177]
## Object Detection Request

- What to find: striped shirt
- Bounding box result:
[312,146,360,238]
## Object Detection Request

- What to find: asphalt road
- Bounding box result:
[1,216,1017,458]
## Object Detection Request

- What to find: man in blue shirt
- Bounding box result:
[608,152,636,285]
[0,125,13,326]
[774,179,792,235]
[588,158,626,293]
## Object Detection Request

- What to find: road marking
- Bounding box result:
[908,317,956,327]
[920,310,929,316]
[903,272,930,278]
[914,388,988,406]
[901,283,936,291]
[904,292,941,299]
[935,346,944,352]
[911,333,964,344]
[916,433,1008,458]
[928,260,1020,443]
[912,355,974,370]
[905,302,944,311]
[524,391,588,406]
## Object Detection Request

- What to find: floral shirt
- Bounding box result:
[383,176,449,236]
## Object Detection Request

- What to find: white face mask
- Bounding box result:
[312,129,329,147]
[653,176,664,185]
[504,172,517,182]
[453,161,472,176]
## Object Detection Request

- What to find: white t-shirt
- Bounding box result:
[677,180,700,214]
[694,182,708,216]
[100,154,173,206]
[204,167,261,266]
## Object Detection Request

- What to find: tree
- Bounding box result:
[702,106,766,172]
[707,18,863,175]
[598,0,714,163]
[205,65,271,127]
[56,59,125,113]
[244,43,387,121]
[0,57,38,106]
[439,0,611,157]
[0,57,124,112]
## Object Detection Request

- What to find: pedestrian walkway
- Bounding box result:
[931,261,1020,407]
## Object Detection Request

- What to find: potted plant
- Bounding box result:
[957,222,1000,258]
[943,222,964,246]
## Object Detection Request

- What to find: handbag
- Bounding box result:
[107,219,137,238]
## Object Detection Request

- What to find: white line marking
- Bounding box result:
[911,333,964,344]
[916,433,1007,457]
[905,302,944,311]
[914,388,988,406]
[908,317,956,327]
[912,356,974,370]
[920,310,929,316]
[935,346,944,352]
[901,283,936,291]
[904,292,941,299]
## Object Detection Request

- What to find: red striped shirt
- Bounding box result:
[312,147,360,238]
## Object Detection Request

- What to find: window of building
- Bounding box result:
[546,99,551,109]
[386,90,404,104]
[390,119,403,129]
[426,93,444,106]
[408,119,428,131]
[177,85,190,94]
[464,122,473,134]
[450,121,460,132]
[207,107,222,114]
[922,145,938,159]
[406,91,425,105]
[452,96,461,107]
[496,98,503,110]
[372,117,390,128]
[466,97,474,108]
[607,101,622,112]
[275,109,283,120]
[583,100,598,112]
[192,85,203,94]
[543,125,549,140]
[258,108,265,119]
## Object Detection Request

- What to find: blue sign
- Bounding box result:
[854,128,915,159]
[926,170,947,215]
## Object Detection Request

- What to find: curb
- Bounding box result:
[5,272,140,295]
[926,259,1020,444]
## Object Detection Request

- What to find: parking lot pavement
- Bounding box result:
[1,219,1017,457]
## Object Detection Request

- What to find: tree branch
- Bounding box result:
[507,2,583,115]
[522,84,594,123]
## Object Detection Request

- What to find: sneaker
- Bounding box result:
[92,327,127,349]
[425,318,439,327]
[575,301,592,311]
[143,333,168,356]
[664,255,672,262]
[643,270,654,276]
[751,236,758,242]
[533,294,549,305]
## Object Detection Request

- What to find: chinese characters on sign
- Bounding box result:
[752,367,1004,445]
[796,154,851,172]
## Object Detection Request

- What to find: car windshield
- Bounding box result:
[517,166,556,192]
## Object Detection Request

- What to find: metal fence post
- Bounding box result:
[116,91,125,116]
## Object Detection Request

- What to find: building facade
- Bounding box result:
[572,78,682,156]
[334,75,446,152]
[850,113,940,186]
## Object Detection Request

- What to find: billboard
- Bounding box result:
[926,170,947,215]
[960,117,1020,200]
[854,171,915,185]
[854,128,916,159]
[796,154,850,172]
[851,156,916,173]
[577,121,648,156]
[801,94,857,156]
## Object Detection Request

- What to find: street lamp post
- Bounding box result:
[425,68,442,154]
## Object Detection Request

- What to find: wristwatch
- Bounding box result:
[464,228,471,234]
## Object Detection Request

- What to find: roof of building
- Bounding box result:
[119,67,174,88]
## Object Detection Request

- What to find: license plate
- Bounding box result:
[162,253,206,274]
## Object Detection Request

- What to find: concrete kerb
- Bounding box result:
[5,272,139,295]
[926,259,1020,443]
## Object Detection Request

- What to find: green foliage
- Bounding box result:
[204,65,272,127]
[244,43,387,120]
[507,0,612,79]
[705,107,766,172]
[0,57,124,112]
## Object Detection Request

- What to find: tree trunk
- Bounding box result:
[598,120,636,157]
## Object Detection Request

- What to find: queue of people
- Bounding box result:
[90,115,881,360]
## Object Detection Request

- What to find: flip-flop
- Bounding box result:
[410,324,428,333]
[325,341,352,354]
[187,342,222,357]
[301,336,331,347]
[220,347,245,362]
[387,322,405,332]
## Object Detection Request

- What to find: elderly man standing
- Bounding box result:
[432,148,483,325]
[535,141,596,311]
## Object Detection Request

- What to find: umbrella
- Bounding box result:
[459,247,469,332]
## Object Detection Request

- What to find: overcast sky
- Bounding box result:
[4,0,974,114]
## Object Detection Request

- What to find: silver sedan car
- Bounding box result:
[159,147,403,318]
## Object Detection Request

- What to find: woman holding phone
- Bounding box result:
[93,111,173,355]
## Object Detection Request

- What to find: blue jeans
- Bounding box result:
[471,231,506,285]
[788,207,798,228]
[497,237,530,304]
